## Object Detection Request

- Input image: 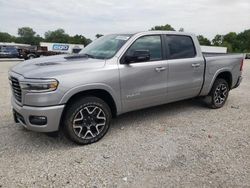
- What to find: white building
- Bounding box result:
[40,42,84,53]
[201,45,227,54]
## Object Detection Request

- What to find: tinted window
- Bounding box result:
[127,35,162,61]
[166,35,196,59]
[1,47,17,52]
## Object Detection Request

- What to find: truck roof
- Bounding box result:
[112,31,195,37]
[138,30,194,35]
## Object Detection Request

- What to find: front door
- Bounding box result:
[118,35,168,113]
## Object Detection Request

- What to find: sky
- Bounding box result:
[0,0,250,40]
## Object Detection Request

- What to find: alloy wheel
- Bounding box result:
[214,83,228,105]
[72,106,106,139]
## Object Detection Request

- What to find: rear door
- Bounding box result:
[164,35,205,102]
[119,35,168,112]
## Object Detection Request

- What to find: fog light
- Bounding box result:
[29,116,47,126]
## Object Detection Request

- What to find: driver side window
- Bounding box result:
[126,35,162,61]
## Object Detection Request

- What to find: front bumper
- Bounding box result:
[12,98,65,132]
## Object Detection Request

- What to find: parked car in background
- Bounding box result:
[246,54,250,59]
[0,46,20,58]
[18,44,83,60]
[9,31,244,145]
[0,43,82,60]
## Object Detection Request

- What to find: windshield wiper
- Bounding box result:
[81,53,96,58]
[64,53,96,59]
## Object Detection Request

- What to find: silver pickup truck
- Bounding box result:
[9,31,244,144]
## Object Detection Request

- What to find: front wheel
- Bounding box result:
[207,78,229,109]
[63,97,111,145]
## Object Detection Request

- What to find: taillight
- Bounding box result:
[240,59,244,71]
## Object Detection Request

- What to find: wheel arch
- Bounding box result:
[216,71,232,89]
[60,85,121,118]
[208,70,233,94]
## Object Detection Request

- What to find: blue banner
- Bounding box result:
[52,44,69,51]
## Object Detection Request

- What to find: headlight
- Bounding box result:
[20,79,59,93]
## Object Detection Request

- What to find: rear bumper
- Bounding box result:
[233,76,243,89]
[12,98,65,132]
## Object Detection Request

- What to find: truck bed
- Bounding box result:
[199,53,244,96]
[203,53,242,57]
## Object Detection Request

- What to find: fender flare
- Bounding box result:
[208,68,232,93]
[59,83,122,114]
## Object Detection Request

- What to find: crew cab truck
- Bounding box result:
[9,31,244,145]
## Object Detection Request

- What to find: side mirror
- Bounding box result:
[124,50,150,63]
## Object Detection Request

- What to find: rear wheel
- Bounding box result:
[207,78,229,109]
[63,97,111,145]
[27,54,36,59]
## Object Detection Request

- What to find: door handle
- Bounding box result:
[155,67,166,72]
[191,63,201,68]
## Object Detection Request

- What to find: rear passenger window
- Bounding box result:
[166,35,196,59]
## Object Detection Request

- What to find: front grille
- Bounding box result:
[10,76,22,103]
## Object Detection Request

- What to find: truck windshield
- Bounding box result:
[79,34,132,59]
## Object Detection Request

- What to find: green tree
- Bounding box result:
[221,41,233,53]
[18,27,36,38]
[0,32,15,42]
[237,29,250,52]
[16,27,41,45]
[44,29,70,43]
[44,29,92,46]
[150,24,175,31]
[212,35,223,46]
[68,34,92,46]
[222,32,239,52]
[197,35,211,46]
[95,34,103,38]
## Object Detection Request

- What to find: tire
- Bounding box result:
[27,54,36,59]
[62,96,111,145]
[207,78,229,109]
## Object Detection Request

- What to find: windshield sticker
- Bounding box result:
[115,36,130,40]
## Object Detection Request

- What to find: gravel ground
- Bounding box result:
[0,60,250,188]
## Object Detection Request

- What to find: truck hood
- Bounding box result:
[11,54,106,78]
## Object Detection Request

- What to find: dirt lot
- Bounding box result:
[0,60,250,187]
